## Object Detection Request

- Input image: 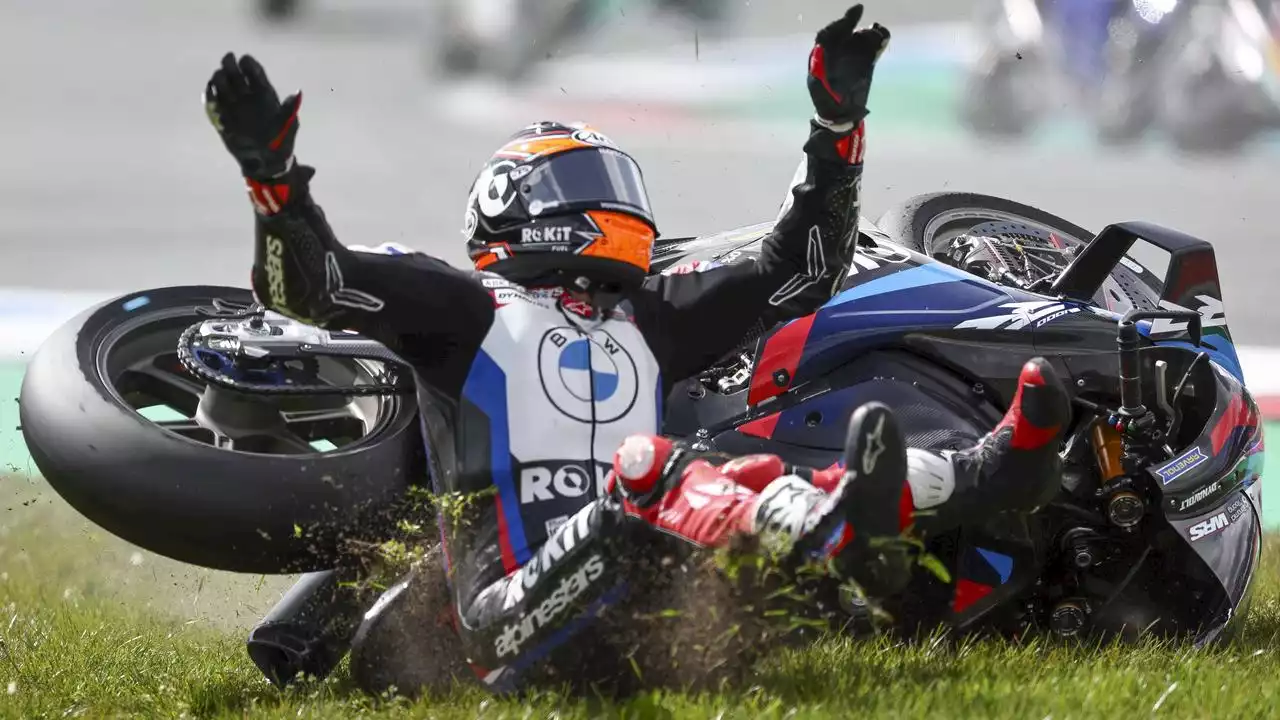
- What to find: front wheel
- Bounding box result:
[19,286,425,574]
[875,192,1094,262]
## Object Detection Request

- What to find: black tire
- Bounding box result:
[1161,64,1257,155]
[257,0,301,22]
[874,192,1094,259]
[18,286,424,574]
[874,191,1165,322]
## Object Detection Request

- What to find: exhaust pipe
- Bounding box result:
[246,568,376,687]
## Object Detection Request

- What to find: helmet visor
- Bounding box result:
[520,148,654,228]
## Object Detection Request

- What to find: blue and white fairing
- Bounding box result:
[657,219,1107,438]
[655,214,1262,641]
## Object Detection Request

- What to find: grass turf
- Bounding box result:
[1,474,1276,719]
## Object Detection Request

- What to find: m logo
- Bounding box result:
[1149,296,1227,336]
[955,301,1079,331]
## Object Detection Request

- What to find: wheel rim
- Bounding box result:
[93,305,402,456]
[923,208,1090,254]
[921,207,1092,280]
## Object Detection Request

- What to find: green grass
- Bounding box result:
[2,472,1278,719]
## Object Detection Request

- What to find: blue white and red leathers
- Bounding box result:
[244,118,870,689]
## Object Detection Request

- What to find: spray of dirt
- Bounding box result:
[346,532,847,699]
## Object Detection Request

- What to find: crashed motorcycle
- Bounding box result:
[960,0,1144,140]
[1152,0,1280,153]
[961,0,1280,152]
[18,191,1263,685]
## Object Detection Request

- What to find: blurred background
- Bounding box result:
[1,0,1279,624]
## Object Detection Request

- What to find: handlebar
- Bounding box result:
[1116,309,1202,416]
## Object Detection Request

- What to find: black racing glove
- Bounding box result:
[204,53,302,182]
[806,5,891,128]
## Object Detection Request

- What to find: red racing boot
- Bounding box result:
[901,357,1071,537]
[609,401,913,596]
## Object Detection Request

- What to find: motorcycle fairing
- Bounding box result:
[1150,365,1264,516]
[1162,487,1262,644]
[660,226,1052,443]
[888,519,1042,633]
[718,350,1001,455]
[745,246,1052,409]
[655,216,1262,643]
[744,375,985,452]
[945,533,1037,624]
[648,221,773,274]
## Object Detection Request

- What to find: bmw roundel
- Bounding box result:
[538,327,638,423]
[558,338,619,401]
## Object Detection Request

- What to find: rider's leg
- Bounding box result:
[890,357,1069,538]
[612,401,912,595]
[351,496,650,696]
[734,358,1068,567]
[707,359,1067,557]
[350,402,913,697]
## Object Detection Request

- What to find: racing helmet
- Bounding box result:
[463,121,657,293]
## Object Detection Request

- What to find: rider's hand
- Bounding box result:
[204,53,302,181]
[807,5,891,128]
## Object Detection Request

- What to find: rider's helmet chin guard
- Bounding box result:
[463,121,658,297]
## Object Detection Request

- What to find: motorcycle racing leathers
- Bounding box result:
[246,118,873,690]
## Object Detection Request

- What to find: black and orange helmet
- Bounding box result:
[463,121,657,292]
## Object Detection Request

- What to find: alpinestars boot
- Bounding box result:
[761,401,913,596]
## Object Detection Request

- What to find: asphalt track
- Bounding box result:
[3,0,1278,452]
[3,1,1277,337]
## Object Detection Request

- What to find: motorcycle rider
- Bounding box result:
[205,4,1069,695]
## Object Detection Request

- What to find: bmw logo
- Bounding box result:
[538,327,638,423]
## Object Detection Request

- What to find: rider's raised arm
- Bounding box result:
[203,53,495,370]
[249,164,495,364]
[632,7,889,382]
[633,119,865,382]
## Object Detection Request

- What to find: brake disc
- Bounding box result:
[943,221,1080,290]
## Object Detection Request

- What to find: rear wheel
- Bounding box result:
[19,286,425,574]
[875,192,1160,315]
